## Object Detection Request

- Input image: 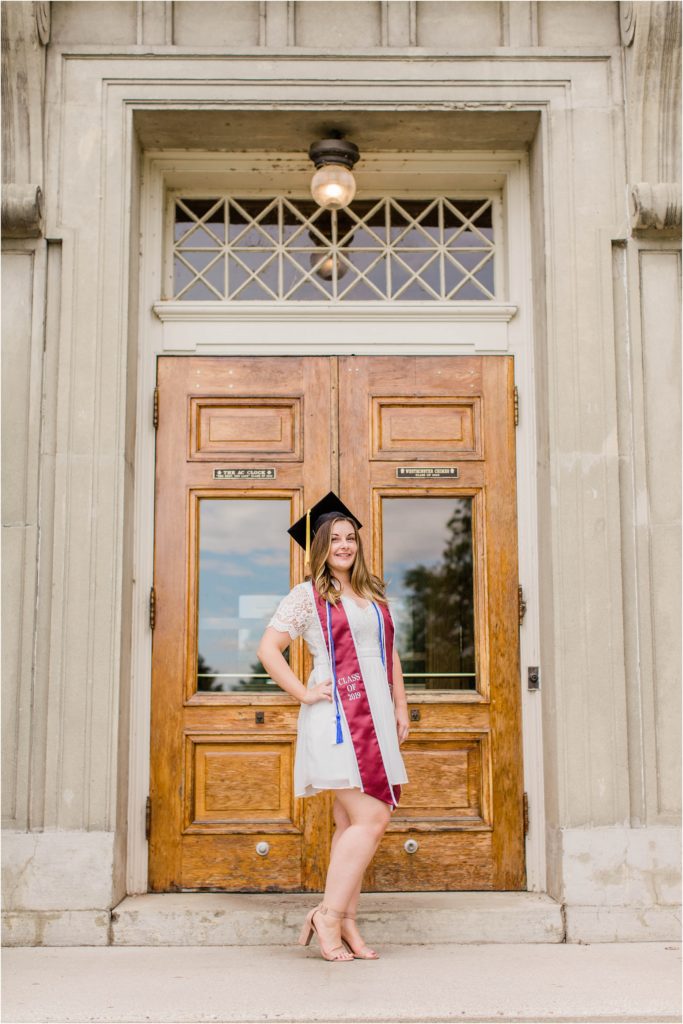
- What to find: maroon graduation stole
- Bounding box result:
[311,585,400,809]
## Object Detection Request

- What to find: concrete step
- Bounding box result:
[111,891,564,945]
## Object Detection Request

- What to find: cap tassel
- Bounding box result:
[304,508,311,576]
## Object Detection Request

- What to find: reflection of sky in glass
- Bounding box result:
[197,499,290,692]
[383,498,476,691]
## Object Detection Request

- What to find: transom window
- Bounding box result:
[169,195,498,302]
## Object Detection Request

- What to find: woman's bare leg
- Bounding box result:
[329,795,351,861]
[326,789,390,905]
[330,797,367,944]
[313,789,390,955]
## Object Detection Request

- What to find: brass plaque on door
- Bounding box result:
[396,467,459,479]
[213,468,277,480]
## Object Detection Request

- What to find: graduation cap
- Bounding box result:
[288,491,362,570]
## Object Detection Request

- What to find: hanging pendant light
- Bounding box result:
[308,133,360,211]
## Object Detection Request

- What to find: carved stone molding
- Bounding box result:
[621,1,681,190]
[630,183,682,234]
[1,2,47,186]
[620,1,636,46]
[2,183,44,238]
[35,2,51,46]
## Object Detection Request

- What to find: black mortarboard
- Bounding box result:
[288,491,362,567]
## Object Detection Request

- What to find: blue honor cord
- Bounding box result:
[326,601,344,745]
[372,603,387,670]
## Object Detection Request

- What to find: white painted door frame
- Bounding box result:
[127,149,546,894]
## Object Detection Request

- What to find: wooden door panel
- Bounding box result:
[190,397,302,460]
[185,737,297,828]
[181,835,303,890]
[372,396,482,458]
[372,833,495,891]
[183,706,299,727]
[399,735,489,824]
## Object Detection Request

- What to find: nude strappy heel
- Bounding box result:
[298,904,354,962]
[340,911,380,960]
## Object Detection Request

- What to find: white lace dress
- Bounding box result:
[269,582,409,799]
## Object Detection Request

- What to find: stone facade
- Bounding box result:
[2,0,680,945]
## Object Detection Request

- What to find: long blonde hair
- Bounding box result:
[308,516,387,605]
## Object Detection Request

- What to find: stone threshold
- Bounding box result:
[110,891,564,946]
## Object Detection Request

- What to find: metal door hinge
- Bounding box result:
[149,586,156,630]
[518,585,527,624]
[145,796,151,840]
[523,792,529,835]
[513,386,519,427]
[153,387,159,430]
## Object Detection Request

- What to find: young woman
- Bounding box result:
[257,492,410,962]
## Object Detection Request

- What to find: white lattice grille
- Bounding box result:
[171,196,497,301]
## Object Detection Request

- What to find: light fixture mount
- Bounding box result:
[308,135,360,171]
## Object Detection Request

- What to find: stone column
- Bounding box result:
[554,1,682,941]
[2,1,120,946]
[1,0,49,825]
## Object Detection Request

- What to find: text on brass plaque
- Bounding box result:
[213,468,277,480]
[396,467,459,479]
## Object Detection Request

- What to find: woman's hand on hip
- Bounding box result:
[302,680,334,705]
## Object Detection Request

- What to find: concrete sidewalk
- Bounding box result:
[2,941,681,1024]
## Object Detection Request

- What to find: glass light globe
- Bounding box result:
[310,250,349,281]
[310,164,356,210]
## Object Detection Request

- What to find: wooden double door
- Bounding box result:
[149,355,525,892]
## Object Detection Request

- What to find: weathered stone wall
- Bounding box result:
[2,0,680,945]
[48,1,621,48]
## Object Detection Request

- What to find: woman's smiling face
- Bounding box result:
[326,518,358,575]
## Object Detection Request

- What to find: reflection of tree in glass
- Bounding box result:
[401,503,475,690]
[239,649,290,692]
[196,652,218,692]
[197,643,291,693]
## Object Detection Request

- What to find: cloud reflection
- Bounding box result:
[383,498,465,575]
[197,499,291,690]
[199,498,291,557]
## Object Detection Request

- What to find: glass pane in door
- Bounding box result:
[196,498,291,692]
[382,497,476,691]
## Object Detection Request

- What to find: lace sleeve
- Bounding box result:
[268,584,315,639]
